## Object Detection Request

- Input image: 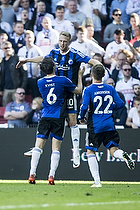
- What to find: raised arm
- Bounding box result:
[72,66,85,95]
[16,56,44,68]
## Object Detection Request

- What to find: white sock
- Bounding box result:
[70,125,80,149]
[88,154,100,185]
[49,151,60,178]
[113,149,124,160]
[30,147,42,176]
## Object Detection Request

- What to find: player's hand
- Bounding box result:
[132,123,138,129]
[79,66,85,77]
[79,118,87,124]
[16,60,26,68]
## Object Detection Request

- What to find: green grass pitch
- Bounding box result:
[0,180,140,210]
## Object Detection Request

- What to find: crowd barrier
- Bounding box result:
[0,127,139,181]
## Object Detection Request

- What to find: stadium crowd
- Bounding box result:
[0,0,140,129]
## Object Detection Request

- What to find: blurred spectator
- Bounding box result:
[51,0,61,15]
[4,87,31,128]
[0,32,8,58]
[92,53,111,82]
[21,7,37,32]
[13,0,34,21]
[0,41,27,106]
[70,26,105,58]
[77,0,92,19]
[0,0,16,27]
[52,5,75,41]
[126,0,140,21]
[89,0,107,46]
[106,0,113,25]
[111,49,139,85]
[86,24,98,44]
[104,29,131,67]
[103,8,129,44]
[130,24,140,48]
[33,0,54,36]
[9,21,25,54]
[126,96,140,128]
[129,84,140,109]
[64,0,86,36]
[26,96,42,126]
[36,16,59,56]
[82,53,111,88]
[104,77,127,127]
[132,47,140,77]
[110,0,130,25]
[0,8,13,35]
[70,27,104,87]
[17,30,43,98]
[115,62,140,108]
[30,0,52,14]
[124,13,140,42]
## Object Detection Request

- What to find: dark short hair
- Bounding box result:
[132,84,140,89]
[40,57,55,75]
[133,96,140,103]
[114,28,124,35]
[91,64,105,80]
[56,5,65,10]
[76,26,86,33]
[112,8,121,15]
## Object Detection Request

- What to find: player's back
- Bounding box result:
[86,83,124,133]
[37,75,76,119]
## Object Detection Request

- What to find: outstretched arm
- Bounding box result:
[16,56,44,68]
[88,58,102,66]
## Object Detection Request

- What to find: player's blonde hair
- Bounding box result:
[59,31,71,40]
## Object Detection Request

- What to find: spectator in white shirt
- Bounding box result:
[36,16,59,56]
[104,29,131,68]
[115,62,140,109]
[70,26,105,58]
[64,0,86,37]
[52,5,75,41]
[70,26,105,77]
[126,96,140,128]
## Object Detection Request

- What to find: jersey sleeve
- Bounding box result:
[71,48,91,64]
[112,88,125,110]
[64,77,76,92]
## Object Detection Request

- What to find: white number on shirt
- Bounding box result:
[94,95,113,114]
[47,88,57,105]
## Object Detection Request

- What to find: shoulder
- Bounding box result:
[129,107,137,114]
[69,47,85,57]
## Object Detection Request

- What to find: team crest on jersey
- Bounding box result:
[20,105,24,111]
[68,59,73,65]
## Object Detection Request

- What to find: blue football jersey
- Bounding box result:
[37,75,76,119]
[46,48,91,85]
[79,83,125,133]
